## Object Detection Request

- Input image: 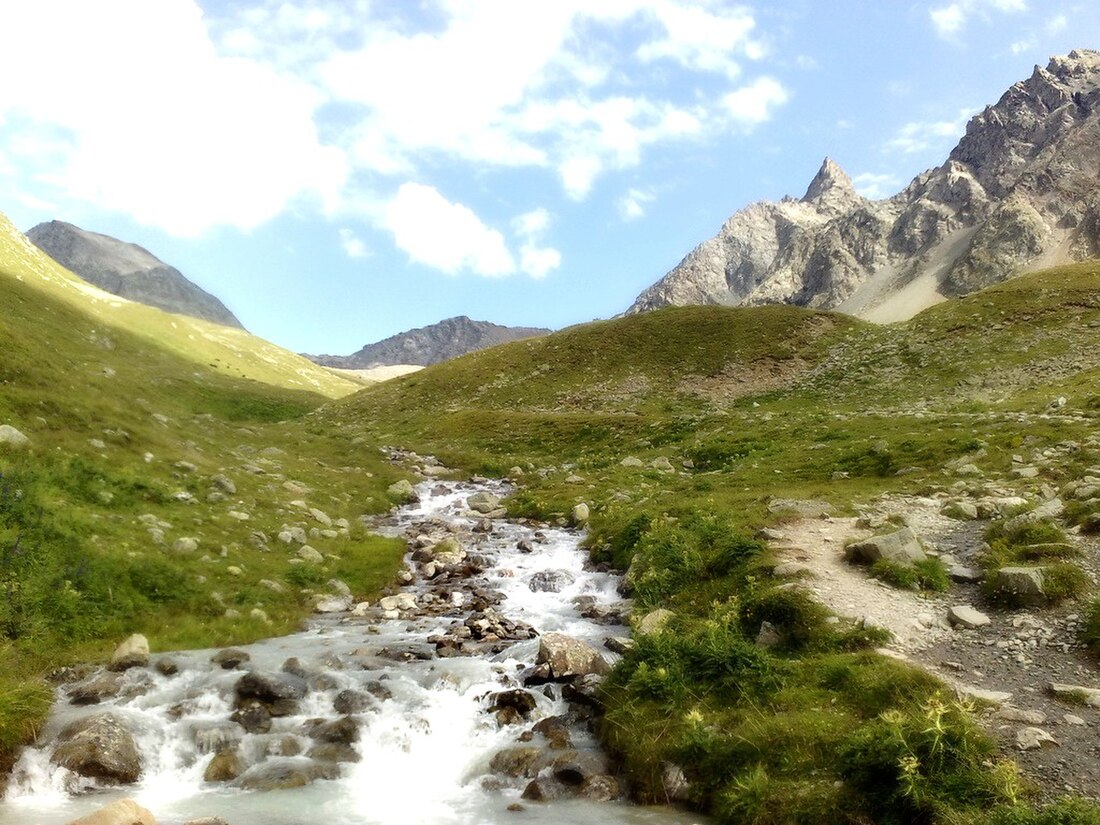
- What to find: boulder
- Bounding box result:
[51,714,142,784]
[990,566,1047,606]
[467,492,501,514]
[489,689,538,717]
[527,570,576,593]
[210,648,250,669]
[109,634,150,672]
[1048,682,1100,707]
[1016,727,1058,751]
[431,538,466,566]
[571,503,590,525]
[203,748,246,782]
[387,480,417,502]
[0,424,29,450]
[536,633,611,679]
[947,605,990,629]
[552,750,609,786]
[235,761,340,790]
[66,799,156,825]
[490,746,544,778]
[230,701,272,733]
[844,528,927,566]
[297,545,324,564]
[235,671,308,705]
[68,671,125,705]
[314,594,354,613]
[306,716,359,745]
[309,742,360,763]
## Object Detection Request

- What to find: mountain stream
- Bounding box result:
[0,480,704,825]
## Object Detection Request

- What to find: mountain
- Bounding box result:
[308,315,551,369]
[26,220,244,329]
[1,213,358,398]
[627,48,1100,322]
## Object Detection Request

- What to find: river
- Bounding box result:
[0,480,705,825]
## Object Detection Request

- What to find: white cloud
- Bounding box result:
[512,208,561,279]
[722,77,790,126]
[339,228,369,258]
[1046,13,1068,34]
[618,188,656,220]
[883,108,975,154]
[930,0,1027,39]
[851,172,901,200]
[384,183,515,277]
[635,3,762,78]
[1010,39,1035,55]
[0,0,343,236]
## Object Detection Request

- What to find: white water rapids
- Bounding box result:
[0,481,705,825]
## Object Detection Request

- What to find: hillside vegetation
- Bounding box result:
[322,260,1100,824]
[0,213,358,399]
[0,247,412,777]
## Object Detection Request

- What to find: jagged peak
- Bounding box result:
[802,157,856,204]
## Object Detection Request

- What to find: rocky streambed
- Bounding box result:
[0,480,704,825]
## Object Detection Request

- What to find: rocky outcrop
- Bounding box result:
[26,220,243,329]
[626,49,1100,322]
[307,315,550,369]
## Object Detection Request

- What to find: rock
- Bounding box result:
[306,716,359,745]
[536,633,611,679]
[309,742,360,763]
[235,671,308,705]
[333,689,369,714]
[1016,727,1058,751]
[661,762,692,803]
[230,701,272,733]
[957,686,1012,705]
[0,424,29,449]
[773,561,814,578]
[297,545,324,564]
[467,492,501,514]
[235,761,340,791]
[193,725,241,754]
[579,775,620,802]
[65,799,156,825]
[844,528,927,566]
[68,671,125,705]
[431,538,466,565]
[211,648,250,669]
[490,746,544,777]
[1049,682,1100,707]
[108,634,150,672]
[947,605,990,629]
[309,508,333,527]
[755,620,783,647]
[990,566,1047,606]
[527,570,576,593]
[620,456,644,467]
[949,565,984,583]
[552,750,609,785]
[649,457,675,473]
[387,480,418,502]
[171,537,200,554]
[768,499,833,517]
[203,748,246,782]
[636,608,675,635]
[210,474,236,494]
[52,714,142,784]
[521,777,567,801]
[995,706,1047,725]
[571,503,590,525]
[314,594,354,613]
[604,637,633,655]
[942,501,979,520]
[490,689,538,717]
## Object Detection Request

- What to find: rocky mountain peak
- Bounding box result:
[626,49,1100,322]
[27,221,243,329]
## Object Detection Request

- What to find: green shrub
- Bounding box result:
[869,558,950,592]
[1080,597,1100,659]
[840,694,1017,823]
[1043,563,1090,604]
[977,799,1100,825]
[740,587,831,650]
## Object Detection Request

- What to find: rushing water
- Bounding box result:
[0,480,705,825]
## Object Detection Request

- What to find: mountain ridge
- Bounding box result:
[626,48,1100,322]
[308,315,551,369]
[26,220,244,329]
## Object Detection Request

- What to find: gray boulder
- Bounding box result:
[108,634,150,672]
[467,492,501,514]
[0,425,29,449]
[537,633,611,679]
[844,527,927,566]
[66,799,156,825]
[991,566,1047,606]
[527,570,576,593]
[235,761,340,791]
[51,714,142,784]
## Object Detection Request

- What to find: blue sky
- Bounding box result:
[1,1,1097,355]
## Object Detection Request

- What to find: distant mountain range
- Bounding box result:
[627,49,1100,322]
[27,220,243,329]
[306,315,551,369]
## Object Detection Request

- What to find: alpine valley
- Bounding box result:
[3,48,1100,825]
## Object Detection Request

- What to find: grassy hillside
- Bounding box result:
[322,260,1100,824]
[0,212,359,399]
[0,252,412,775]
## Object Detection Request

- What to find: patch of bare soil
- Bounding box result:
[773,500,1100,802]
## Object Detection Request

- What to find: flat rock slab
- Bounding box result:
[844,527,927,566]
[1049,682,1100,707]
[948,605,990,629]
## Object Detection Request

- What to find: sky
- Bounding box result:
[1,1,1098,355]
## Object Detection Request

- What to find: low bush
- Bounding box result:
[869,558,950,592]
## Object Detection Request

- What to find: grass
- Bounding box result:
[5,218,1100,824]
[870,558,951,592]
